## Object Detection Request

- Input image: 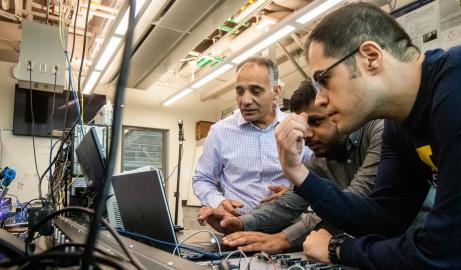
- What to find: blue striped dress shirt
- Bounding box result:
[192,105,312,214]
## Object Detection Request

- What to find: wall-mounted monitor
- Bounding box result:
[13,84,106,137]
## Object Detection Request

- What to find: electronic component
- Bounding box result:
[250,253,357,269]
[0,167,16,188]
[18,21,66,93]
[27,206,53,236]
[52,217,207,270]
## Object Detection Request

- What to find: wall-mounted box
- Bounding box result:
[18,21,67,93]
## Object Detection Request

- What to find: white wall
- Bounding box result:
[0,61,51,202]
[0,61,15,129]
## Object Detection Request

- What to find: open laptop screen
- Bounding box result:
[112,169,177,251]
[75,127,106,192]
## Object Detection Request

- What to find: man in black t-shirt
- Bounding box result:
[275,2,461,269]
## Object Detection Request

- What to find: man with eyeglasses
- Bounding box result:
[276,2,461,269]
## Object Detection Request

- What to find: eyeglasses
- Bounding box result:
[312,47,360,94]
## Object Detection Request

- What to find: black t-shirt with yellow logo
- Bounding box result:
[295,46,461,269]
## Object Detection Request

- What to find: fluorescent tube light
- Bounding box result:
[163,88,194,106]
[95,37,121,71]
[191,64,234,89]
[231,25,296,64]
[115,0,145,35]
[296,0,343,24]
[83,71,101,94]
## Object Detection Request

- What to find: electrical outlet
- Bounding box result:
[39,62,47,73]
[52,64,59,74]
[26,60,34,71]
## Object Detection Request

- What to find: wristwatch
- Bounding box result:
[328,233,349,264]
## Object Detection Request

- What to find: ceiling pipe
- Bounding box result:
[29,10,72,24]
[30,2,116,20]
[0,10,21,21]
[0,9,22,21]
[14,0,22,16]
[25,0,32,20]
[80,6,116,20]
[290,32,305,52]
[1,0,10,11]
[277,41,308,79]
[84,3,119,14]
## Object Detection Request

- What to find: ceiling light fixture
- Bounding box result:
[191,64,234,89]
[296,0,343,24]
[95,37,121,70]
[83,0,150,95]
[231,25,296,64]
[115,0,146,35]
[163,88,194,106]
[83,71,101,94]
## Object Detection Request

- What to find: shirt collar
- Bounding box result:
[346,128,361,152]
[237,103,283,128]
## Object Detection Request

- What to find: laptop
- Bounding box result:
[112,168,234,258]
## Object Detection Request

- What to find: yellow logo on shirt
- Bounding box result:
[416,145,438,172]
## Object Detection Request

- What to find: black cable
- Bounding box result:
[24,207,84,251]
[23,207,145,270]
[100,216,146,270]
[117,229,222,260]
[61,90,71,132]
[49,69,58,206]
[28,66,43,198]
[69,0,80,63]
[37,87,85,196]
[81,1,136,269]
[48,138,62,205]
[0,251,126,270]
[38,139,68,201]
[38,117,80,196]
[49,143,70,208]
[77,0,91,99]
[5,194,20,203]
[164,147,183,182]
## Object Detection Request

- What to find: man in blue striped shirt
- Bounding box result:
[192,56,311,215]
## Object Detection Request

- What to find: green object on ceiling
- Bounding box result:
[196,55,226,68]
[196,57,213,68]
[210,56,226,67]
[218,24,233,32]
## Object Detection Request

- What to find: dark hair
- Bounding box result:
[236,56,279,87]
[305,2,420,74]
[290,79,316,113]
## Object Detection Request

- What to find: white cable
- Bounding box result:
[172,229,222,257]
[287,265,306,270]
[224,249,250,265]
